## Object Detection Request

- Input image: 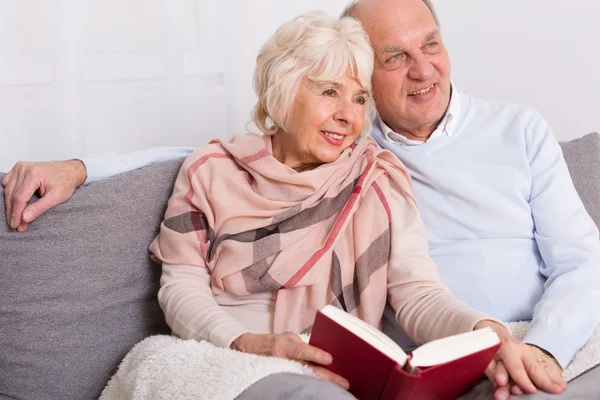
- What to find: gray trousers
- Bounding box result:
[458,365,600,400]
[237,365,600,400]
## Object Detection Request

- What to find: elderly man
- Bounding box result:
[3,0,599,399]
[341,0,600,398]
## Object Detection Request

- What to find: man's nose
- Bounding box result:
[408,52,434,81]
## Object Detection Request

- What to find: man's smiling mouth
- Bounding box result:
[408,84,435,96]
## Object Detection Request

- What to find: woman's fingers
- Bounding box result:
[232,333,348,390]
[237,333,333,366]
[274,335,348,388]
[309,364,350,389]
[276,333,333,366]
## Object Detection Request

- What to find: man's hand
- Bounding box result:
[231,332,350,389]
[475,320,566,400]
[2,160,87,232]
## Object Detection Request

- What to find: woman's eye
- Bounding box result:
[354,96,366,105]
[323,89,336,96]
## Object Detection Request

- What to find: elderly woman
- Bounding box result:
[148,11,500,391]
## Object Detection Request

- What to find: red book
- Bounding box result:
[309,305,501,400]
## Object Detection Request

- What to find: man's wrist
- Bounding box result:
[69,159,88,187]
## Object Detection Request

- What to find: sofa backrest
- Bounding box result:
[560,132,600,229]
[0,158,184,400]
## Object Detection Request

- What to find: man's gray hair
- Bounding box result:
[340,0,440,27]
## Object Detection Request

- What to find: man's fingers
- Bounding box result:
[511,384,524,396]
[5,172,24,228]
[1,170,11,186]
[547,365,567,389]
[2,172,10,224]
[3,171,17,226]
[22,190,65,224]
[493,384,510,400]
[310,365,349,389]
[542,360,566,387]
[494,360,509,387]
[4,188,12,227]
[484,358,497,382]
[3,160,85,230]
[525,358,565,394]
[488,360,511,400]
[10,180,41,228]
[485,359,510,392]
[16,222,28,232]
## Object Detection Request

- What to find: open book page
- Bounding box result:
[410,327,500,368]
[321,305,409,366]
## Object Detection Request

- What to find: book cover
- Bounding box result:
[309,307,501,400]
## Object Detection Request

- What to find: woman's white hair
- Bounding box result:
[252,11,375,136]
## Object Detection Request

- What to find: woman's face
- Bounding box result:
[274,69,369,168]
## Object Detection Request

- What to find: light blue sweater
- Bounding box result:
[372,92,600,367]
[81,92,600,366]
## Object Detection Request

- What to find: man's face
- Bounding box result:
[357,0,451,140]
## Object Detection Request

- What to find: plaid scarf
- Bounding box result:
[150,133,413,333]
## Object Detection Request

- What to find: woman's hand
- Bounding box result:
[475,320,567,400]
[230,332,350,389]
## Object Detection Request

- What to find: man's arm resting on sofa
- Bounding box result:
[1,146,193,231]
[81,146,194,184]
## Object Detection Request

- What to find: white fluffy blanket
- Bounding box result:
[100,325,600,400]
[99,335,313,400]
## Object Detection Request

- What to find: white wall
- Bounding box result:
[1,1,599,172]
[435,0,600,141]
[0,0,349,172]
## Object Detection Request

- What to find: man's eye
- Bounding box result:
[386,54,404,63]
[323,89,336,96]
[425,42,439,49]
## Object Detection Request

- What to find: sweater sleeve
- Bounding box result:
[80,146,194,184]
[522,114,600,367]
[158,263,252,349]
[386,186,499,344]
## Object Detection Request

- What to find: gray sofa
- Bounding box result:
[1,133,599,400]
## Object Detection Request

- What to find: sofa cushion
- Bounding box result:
[0,158,184,400]
[560,132,600,229]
